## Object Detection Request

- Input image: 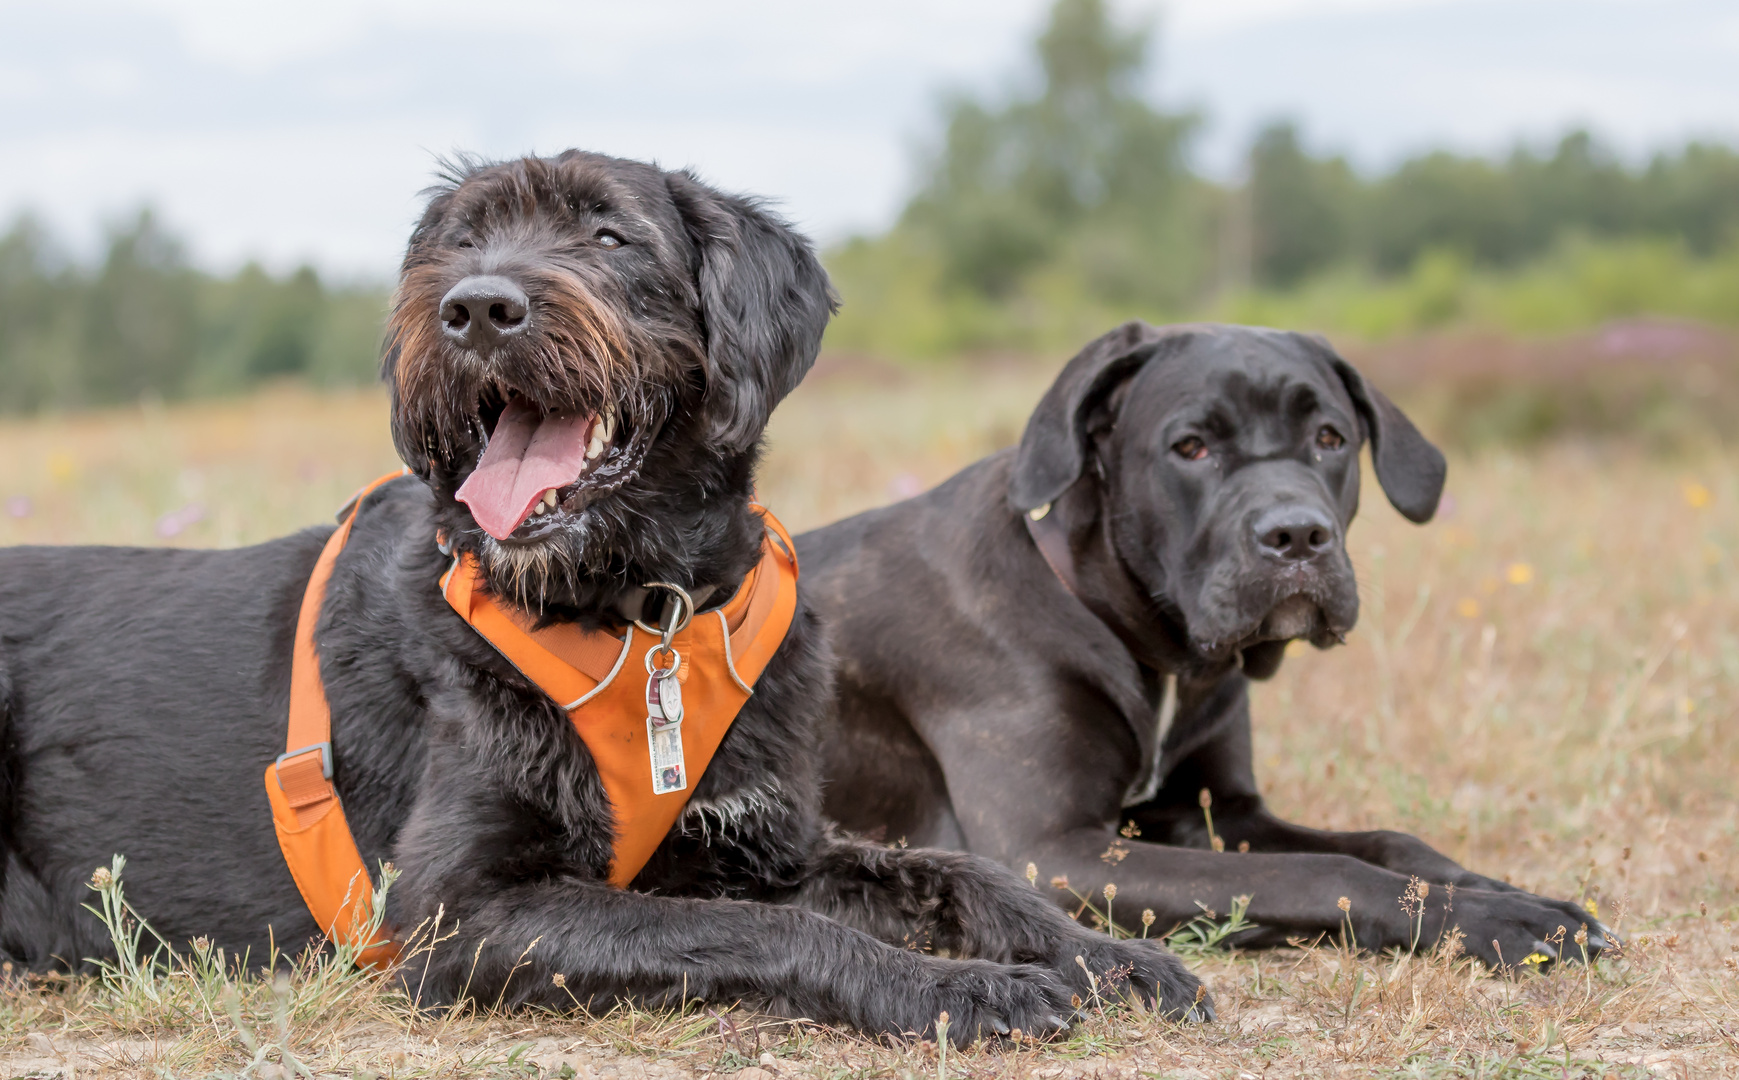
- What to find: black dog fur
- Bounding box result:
[800,321,1614,970]
[0,154,1208,1043]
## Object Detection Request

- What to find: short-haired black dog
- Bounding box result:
[800,322,1613,970]
[0,154,1206,1043]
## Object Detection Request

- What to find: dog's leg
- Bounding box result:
[1020,825,1610,971]
[390,716,1078,1050]
[1130,674,1520,892]
[399,873,1082,1045]
[1181,803,1516,892]
[1110,675,1612,966]
[792,833,1209,1020]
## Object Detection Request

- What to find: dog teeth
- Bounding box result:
[599,409,615,443]
[542,489,559,509]
[587,436,605,460]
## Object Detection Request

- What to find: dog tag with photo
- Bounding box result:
[647,715,687,794]
[644,644,687,793]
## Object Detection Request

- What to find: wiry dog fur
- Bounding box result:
[0,152,1205,1043]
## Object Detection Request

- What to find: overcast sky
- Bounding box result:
[2,0,1735,279]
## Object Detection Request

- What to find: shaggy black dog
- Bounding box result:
[0,152,1204,1043]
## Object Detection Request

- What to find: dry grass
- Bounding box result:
[0,359,1734,1078]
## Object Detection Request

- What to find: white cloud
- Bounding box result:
[1156,0,1739,174]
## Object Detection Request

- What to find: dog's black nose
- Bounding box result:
[439,276,529,349]
[1253,506,1337,561]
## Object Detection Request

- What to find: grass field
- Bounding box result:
[0,358,1734,1078]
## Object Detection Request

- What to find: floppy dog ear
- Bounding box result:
[1322,346,1447,524]
[667,172,839,452]
[1009,321,1174,511]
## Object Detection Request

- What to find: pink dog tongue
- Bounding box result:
[456,398,593,540]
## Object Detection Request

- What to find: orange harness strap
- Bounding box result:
[266,470,406,968]
[268,473,800,963]
[439,507,800,887]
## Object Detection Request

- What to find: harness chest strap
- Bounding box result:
[267,472,799,963]
[437,507,799,888]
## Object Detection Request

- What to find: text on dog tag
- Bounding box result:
[645,664,687,794]
[647,715,687,795]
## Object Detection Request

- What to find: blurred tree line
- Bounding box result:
[825,0,1739,357]
[1248,124,1739,286]
[2,0,1736,415]
[0,211,386,414]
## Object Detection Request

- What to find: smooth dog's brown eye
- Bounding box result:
[596,231,624,248]
[1173,436,1208,461]
[1316,426,1345,451]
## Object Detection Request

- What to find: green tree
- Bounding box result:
[0,211,389,414]
[900,0,1201,303]
[197,262,330,392]
[1639,141,1739,254]
[0,217,80,412]
[1510,131,1637,252]
[78,210,201,403]
[1363,152,1526,271]
[1266,127,1739,279]
[1248,121,1356,287]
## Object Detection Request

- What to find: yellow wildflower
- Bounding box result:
[47,452,77,484]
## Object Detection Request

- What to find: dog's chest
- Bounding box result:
[1122,673,1179,807]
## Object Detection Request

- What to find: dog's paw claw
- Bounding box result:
[1057,936,1207,1022]
[901,957,1074,1046]
[1451,888,1617,971]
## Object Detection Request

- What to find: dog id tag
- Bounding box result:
[647,668,683,728]
[648,720,687,795]
[646,651,687,794]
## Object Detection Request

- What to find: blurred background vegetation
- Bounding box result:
[825,0,1739,358]
[0,211,383,414]
[1,0,1735,448]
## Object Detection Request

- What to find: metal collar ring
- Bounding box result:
[633,581,695,646]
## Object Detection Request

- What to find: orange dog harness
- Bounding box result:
[266,472,799,965]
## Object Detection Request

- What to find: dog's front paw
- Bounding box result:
[1438,888,1613,971]
[1059,936,1213,1022]
[891,956,1075,1047]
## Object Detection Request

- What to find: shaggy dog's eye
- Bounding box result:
[596,231,624,248]
[1316,425,1345,451]
[1172,436,1209,461]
